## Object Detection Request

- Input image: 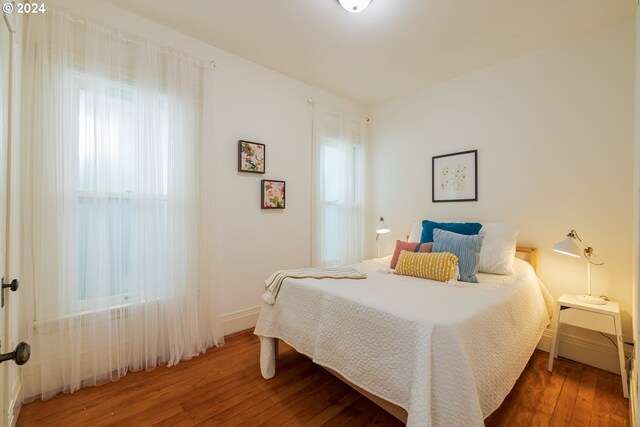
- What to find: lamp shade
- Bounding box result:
[337,0,371,13]
[552,234,582,258]
[376,217,390,234]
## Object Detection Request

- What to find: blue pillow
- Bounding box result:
[432,228,484,283]
[420,220,482,243]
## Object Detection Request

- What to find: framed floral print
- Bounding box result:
[261,180,285,209]
[238,140,265,174]
[432,150,477,202]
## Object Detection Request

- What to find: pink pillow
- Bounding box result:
[390,240,433,269]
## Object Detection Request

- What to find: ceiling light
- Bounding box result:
[337,0,371,13]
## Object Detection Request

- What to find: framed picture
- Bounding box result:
[432,150,477,202]
[261,180,285,209]
[238,140,265,174]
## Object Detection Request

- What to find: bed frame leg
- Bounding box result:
[260,336,277,379]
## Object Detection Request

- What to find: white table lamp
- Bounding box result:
[552,229,605,305]
[376,217,390,257]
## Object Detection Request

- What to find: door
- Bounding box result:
[0,10,13,427]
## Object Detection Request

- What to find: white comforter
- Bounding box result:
[254,258,552,427]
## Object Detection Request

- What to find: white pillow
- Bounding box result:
[408,222,422,242]
[478,223,520,275]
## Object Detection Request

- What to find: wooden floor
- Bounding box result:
[18,329,629,427]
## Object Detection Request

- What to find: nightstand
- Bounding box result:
[548,294,628,398]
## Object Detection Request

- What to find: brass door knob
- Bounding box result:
[1,278,19,308]
[0,342,31,365]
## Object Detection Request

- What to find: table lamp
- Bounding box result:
[376,217,390,257]
[552,229,606,305]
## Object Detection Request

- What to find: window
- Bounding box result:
[20,13,220,397]
[312,110,364,266]
[73,74,172,309]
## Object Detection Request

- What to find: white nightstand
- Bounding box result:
[548,294,628,398]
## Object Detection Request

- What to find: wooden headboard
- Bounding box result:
[516,247,537,271]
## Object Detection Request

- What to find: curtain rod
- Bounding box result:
[307,98,370,123]
[52,6,217,69]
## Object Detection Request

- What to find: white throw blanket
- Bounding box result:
[261,267,367,305]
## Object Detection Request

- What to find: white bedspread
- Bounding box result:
[254,258,552,427]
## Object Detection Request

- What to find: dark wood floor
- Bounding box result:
[18,329,629,426]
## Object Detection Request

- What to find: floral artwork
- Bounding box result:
[432,150,477,202]
[261,180,285,209]
[440,165,467,191]
[238,140,265,174]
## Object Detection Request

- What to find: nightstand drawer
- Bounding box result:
[558,307,615,334]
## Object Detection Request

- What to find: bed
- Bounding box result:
[254,247,553,427]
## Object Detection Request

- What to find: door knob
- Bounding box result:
[0,342,30,365]
[1,277,19,308]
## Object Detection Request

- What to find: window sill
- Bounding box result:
[32,297,170,335]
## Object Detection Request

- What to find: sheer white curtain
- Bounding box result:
[19,10,222,400]
[311,105,365,266]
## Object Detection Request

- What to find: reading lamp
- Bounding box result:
[376,217,390,257]
[552,229,606,305]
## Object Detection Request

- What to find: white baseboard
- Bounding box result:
[222,306,261,336]
[537,327,631,375]
[7,376,22,427]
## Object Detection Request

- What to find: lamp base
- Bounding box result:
[575,294,607,305]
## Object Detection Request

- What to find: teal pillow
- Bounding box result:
[432,228,484,283]
[420,220,482,243]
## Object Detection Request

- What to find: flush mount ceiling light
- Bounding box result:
[337,0,371,13]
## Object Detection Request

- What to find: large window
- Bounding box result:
[20,10,221,400]
[73,75,172,309]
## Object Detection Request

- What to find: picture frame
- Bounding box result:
[261,180,286,209]
[432,150,477,202]
[238,140,265,174]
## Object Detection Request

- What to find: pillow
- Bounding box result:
[394,251,458,282]
[408,222,422,242]
[432,228,484,283]
[420,220,482,243]
[390,240,433,269]
[478,223,520,275]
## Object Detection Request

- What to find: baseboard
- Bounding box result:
[7,376,22,427]
[537,327,631,375]
[222,306,261,336]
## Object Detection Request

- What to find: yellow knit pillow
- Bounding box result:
[394,250,458,282]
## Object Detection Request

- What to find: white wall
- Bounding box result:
[47,0,366,333]
[368,19,635,339]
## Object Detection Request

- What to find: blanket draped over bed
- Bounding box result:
[261,266,367,305]
[254,258,552,427]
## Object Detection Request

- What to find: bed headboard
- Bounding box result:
[404,234,537,271]
[516,247,537,271]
